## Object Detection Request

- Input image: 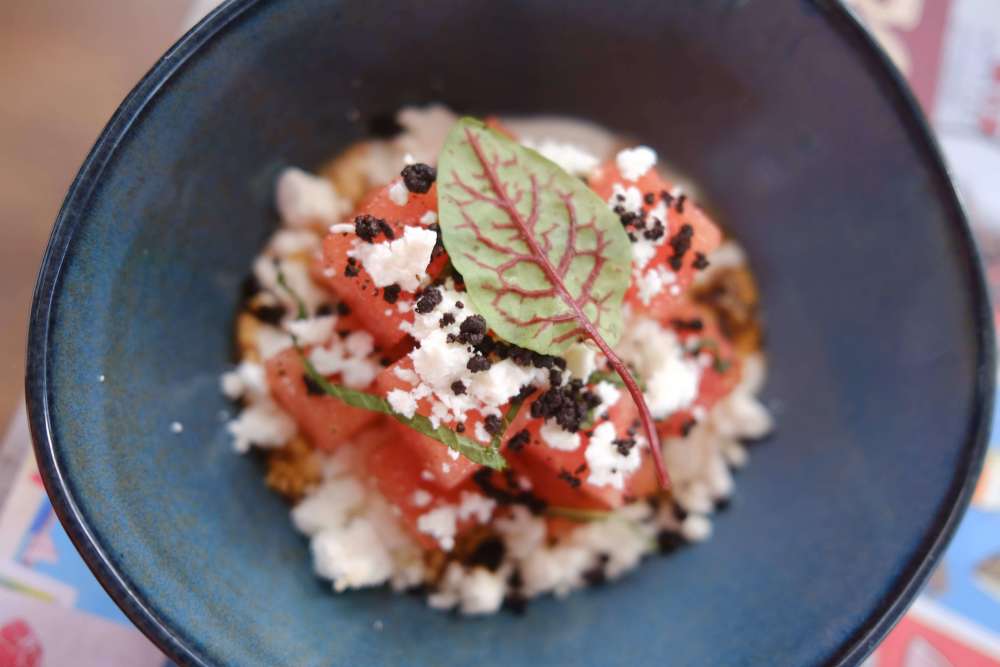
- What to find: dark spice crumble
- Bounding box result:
[455,301,464,309]
[438,312,456,327]
[529,380,601,432]
[344,257,360,278]
[302,374,325,396]
[450,380,467,395]
[354,214,387,242]
[465,536,505,571]
[667,224,694,271]
[457,315,488,345]
[382,284,402,304]
[671,318,704,332]
[472,468,547,514]
[680,418,697,438]
[316,303,335,317]
[483,414,503,435]
[414,287,442,314]
[467,355,492,373]
[558,469,582,488]
[657,530,685,554]
[336,302,351,316]
[401,163,437,193]
[674,194,687,213]
[643,192,656,205]
[240,274,262,303]
[252,303,287,325]
[456,423,466,433]
[506,429,530,452]
[583,553,610,586]
[613,437,637,457]
[693,252,710,270]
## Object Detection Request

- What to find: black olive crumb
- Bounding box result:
[303,374,325,396]
[507,429,530,452]
[483,414,503,435]
[456,423,466,433]
[415,287,443,314]
[382,284,402,304]
[693,252,710,270]
[401,163,437,193]
[450,380,467,395]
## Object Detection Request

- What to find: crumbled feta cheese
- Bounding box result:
[420,470,435,482]
[312,518,394,591]
[520,544,591,597]
[254,324,294,360]
[411,489,432,508]
[254,256,329,316]
[284,315,336,347]
[403,152,416,165]
[523,139,599,176]
[712,390,772,440]
[680,514,712,542]
[615,146,657,182]
[457,491,496,523]
[458,567,506,615]
[585,421,641,489]
[609,183,643,214]
[393,366,419,385]
[441,462,451,474]
[170,421,184,434]
[227,398,296,453]
[387,390,418,419]
[474,421,491,444]
[396,300,412,313]
[447,447,460,460]
[328,223,355,234]
[292,477,366,535]
[540,422,581,451]
[411,329,473,392]
[417,505,458,550]
[220,361,267,400]
[270,229,321,256]
[618,318,701,419]
[565,342,597,380]
[495,506,547,559]
[419,211,437,225]
[350,225,436,291]
[467,359,539,408]
[388,180,409,206]
[276,167,350,228]
[594,381,622,413]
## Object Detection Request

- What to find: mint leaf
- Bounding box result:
[437,118,671,489]
[297,348,506,470]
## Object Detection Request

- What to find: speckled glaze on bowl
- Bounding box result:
[26,1,994,665]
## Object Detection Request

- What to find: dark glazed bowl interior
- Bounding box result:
[27,1,993,666]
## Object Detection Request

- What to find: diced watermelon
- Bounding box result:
[504,396,645,511]
[364,428,488,550]
[373,357,500,491]
[588,161,722,316]
[316,182,447,356]
[266,348,378,451]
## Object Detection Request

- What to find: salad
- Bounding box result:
[221,106,771,614]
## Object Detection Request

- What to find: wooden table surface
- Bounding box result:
[0,1,189,426]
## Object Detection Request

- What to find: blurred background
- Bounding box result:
[0,1,998,665]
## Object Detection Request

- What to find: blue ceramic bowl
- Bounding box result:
[27,1,994,665]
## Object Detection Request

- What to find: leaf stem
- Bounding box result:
[589,338,671,490]
[274,259,308,320]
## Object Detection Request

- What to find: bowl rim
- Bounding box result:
[24,1,996,665]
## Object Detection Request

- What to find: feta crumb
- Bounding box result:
[617,318,701,419]
[474,421,491,444]
[447,447,460,460]
[387,390,418,419]
[221,361,268,401]
[420,470,435,482]
[609,183,643,214]
[312,518,394,591]
[393,366,419,385]
[458,567,506,615]
[585,421,641,489]
[441,462,451,474]
[350,225,436,291]
[417,505,458,550]
[270,229,321,256]
[540,422,581,451]
[615,146,657,182]
[419,211,437,225]
[328,223,355,234]
[523,139,599,176]
[565,342,597,380]
[680,514,712,542]
[388,180,409,206]
[292,477,366,535]
[403,152,416,165]
[170,421,184,434]
[227,399,296,453]
[276,167,350,227]
[396,300,412,313]
[594,381,622,413]
[284,315,336,347]
[411,489,432,508]
[457,491,496,523]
